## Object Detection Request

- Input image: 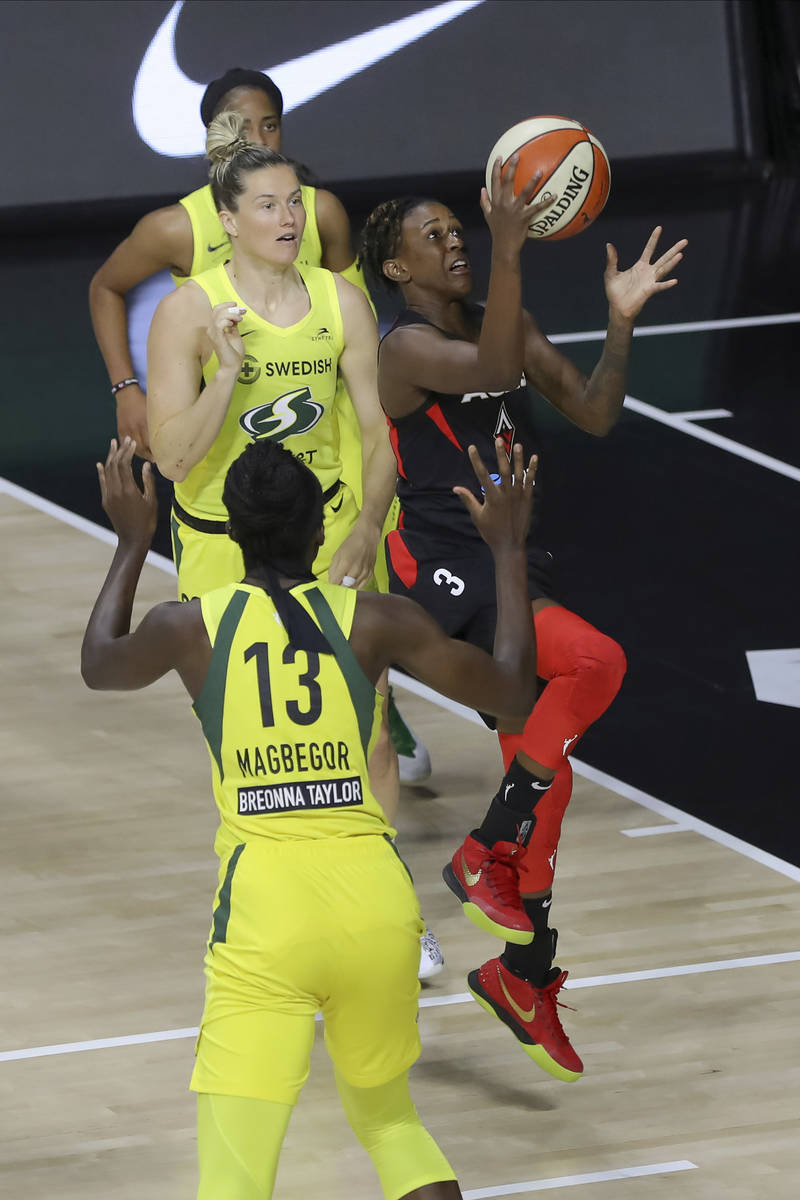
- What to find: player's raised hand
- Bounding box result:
[454,438,537,551]
[604,226,688,321]
[481,154,553,256]
[97,437,158,549]
[207,302,247,371]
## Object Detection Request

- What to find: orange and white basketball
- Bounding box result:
[485,116,611,241]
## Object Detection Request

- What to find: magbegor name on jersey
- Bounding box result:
[238,776,364,815]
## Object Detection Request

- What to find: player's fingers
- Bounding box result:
[453,485,481,518]
[523,454,538,502]
[526,190,557,219]
[493,437,512,482]
[142,460,157,505]
[519,169,543,205]
[640,225,662,263]
[655,278,679,291]
[467,443,490,489]
[479,186,492,218]
[96,463,108,506]
[120,437,137,470]
[500,152,518,193]
[490,155,504,195]
[605,242,619,271]
[510,442,525,485]
[104,438,118,470]
[653,238,688,268]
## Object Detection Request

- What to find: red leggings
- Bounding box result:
[498,605,626,892]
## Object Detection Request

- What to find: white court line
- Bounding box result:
[0,1027,199,1063]
[0,476,176,575]
[388,671,800,883]
[5,951,799,1063]
[671,408,732,421]
[462,1160,697,1198]
[624,394,800,482]
[620,823,689,837]
[548,311,800,344]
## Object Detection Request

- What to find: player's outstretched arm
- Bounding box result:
[88,204,194,460]
[522,226,688,435]
[330,278,396,587]
[81,439,207,695]
[352,441,537,720]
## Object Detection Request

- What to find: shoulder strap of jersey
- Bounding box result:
[296,263,345,355]
[300,184,322,265]
[193,586,251,781]
[302,586,375,757]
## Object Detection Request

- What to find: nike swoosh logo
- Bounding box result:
[531,781,551,790]
[240,330,255,339]
[461,852,482,888]
[207,240,229,253]
[133,0,484,157]
[498,966,536,1023]
[329,496,344,514]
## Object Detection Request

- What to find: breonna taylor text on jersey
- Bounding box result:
[381,307,543,543]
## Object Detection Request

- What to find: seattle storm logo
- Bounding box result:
[239,388,324,441]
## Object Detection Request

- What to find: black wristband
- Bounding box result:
[111,377,139,396]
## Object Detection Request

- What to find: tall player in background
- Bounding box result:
[360,156,687,1080]
[88,66,433,788]
[81,433,538,1200]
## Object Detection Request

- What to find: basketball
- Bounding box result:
[485,116,611,241]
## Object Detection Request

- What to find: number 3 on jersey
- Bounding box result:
[245,642,322,727]
[433,567,465,597]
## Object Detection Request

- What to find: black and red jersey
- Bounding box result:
[380,306,543,544]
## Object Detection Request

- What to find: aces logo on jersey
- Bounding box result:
[494,402,516,459]
[240,388,324,441]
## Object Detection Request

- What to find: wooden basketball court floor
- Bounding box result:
[2,482,799,1200]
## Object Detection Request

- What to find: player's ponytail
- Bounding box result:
[223,441,330,653]
[223,440,324,575]
[206,110,293,212]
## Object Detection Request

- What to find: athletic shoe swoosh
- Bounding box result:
[498,966,536,1022]
[134,0,484,158]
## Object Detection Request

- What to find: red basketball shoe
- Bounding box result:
[442,834,533,944]
[468,956,583,1082]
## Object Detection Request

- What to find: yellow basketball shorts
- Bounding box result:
[170,482,361,601]
[190,834,424,1105]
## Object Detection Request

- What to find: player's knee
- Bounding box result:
[574,631,627,703]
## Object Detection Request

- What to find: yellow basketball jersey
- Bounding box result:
[175,182,322,282]
[175,261,345,520]
[194,580,389,862]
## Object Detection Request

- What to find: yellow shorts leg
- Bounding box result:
[335,1068,457,1200]
[170,508,245,600]
[197,1092,292,1200]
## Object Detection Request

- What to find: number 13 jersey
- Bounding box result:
[194,580,389,864]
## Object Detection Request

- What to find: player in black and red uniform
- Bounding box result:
[359,156,687,1081]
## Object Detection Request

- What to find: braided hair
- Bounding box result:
[223,441,331,654]
[357,196,435,291]
[223,440,323,576]
[206,110,294,212]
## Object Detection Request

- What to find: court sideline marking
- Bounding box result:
[3,950,798,1063]
[461,1160,697,1198]
[549,310,800,343]
[387,672,800,883]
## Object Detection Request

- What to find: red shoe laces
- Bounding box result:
[532,973,576,1033]
[484,857,520,906]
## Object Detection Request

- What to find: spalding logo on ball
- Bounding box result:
[486,116,610,241]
